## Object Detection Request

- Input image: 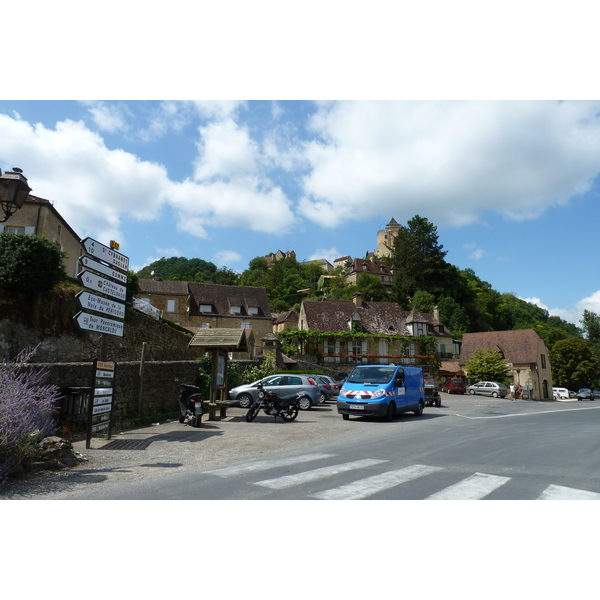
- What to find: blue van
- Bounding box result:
[337,365,425,421]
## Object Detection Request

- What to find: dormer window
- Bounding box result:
[413,322,427,336]
[248,306,259,315]
[199,304,213,313]
[230,305,242,314]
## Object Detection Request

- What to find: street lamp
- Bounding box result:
[0,167,31,223]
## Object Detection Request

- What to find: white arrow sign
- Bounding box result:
[75,311,124,337]
[80,256,128,284]
[78,270,127,301]
[77,291,126,319]
[82,237,129,271]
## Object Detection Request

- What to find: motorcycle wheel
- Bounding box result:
[246,405,260,422]
[179,414,185,423]
[193,412,202,427]
[281,407,299,421]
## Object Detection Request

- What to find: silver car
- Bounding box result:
[467,381,508,398]
[229,374,322,410]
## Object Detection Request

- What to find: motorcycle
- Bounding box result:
[178,383,203,427]
[246,381,300,422]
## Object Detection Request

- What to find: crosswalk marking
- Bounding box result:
[204,454,600,500]
[538,484,600,500]
[310,464,444,500]
[255,458,389,490]
[204,453,335,478]
[426,472,511,500]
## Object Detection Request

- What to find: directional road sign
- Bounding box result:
[76,290,125,319]
[82,237,129,271]
[80,255,128,284]
[78,270,127,301]
[75,311,124,337]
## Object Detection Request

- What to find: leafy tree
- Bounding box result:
[464,348,511,383]
[0,233,66,295]
[410,290,435,314]
[392,215,449,307]
[356,273,391,302]
[137,256,240,285]
[581,310,600,346]
[549,337,599,389]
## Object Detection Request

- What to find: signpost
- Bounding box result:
[75,236,129,446]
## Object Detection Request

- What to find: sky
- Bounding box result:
[3,98,599,326]
[2,2,600,334]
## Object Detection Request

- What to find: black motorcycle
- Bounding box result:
[178,383,203,427]
[246,381,300,422]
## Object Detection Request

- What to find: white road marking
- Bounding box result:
[537,484,600,500]
[426,472,510,500]
[255,458,388,490]
[204,453,335,477]
[310,464,444,500]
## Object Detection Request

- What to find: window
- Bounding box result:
[231,305,242,314]
[5,226,25,234]
[167,299,175,312]
[248,306,259,315]
[541,354,547,369]
[201,323,210,329]
[199,304,213,313]
[413,322,427,336]
[402,342,416,365]
[241,322,251,329]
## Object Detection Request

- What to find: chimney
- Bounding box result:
[433,305,439,321]
[353,292,362,308]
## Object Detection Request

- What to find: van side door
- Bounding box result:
[394,368,410,407]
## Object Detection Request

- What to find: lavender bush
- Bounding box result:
[0,346,61,482]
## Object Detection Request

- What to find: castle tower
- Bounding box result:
[375,218,401,258]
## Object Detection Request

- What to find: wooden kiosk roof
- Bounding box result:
[188,328,249,352]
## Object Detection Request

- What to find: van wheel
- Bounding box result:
[342,413,349,420]
[435,397,441,407]
[414,400,424,417]
[385,401,396,422]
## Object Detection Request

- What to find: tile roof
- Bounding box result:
[459,330,546,365]
[188,282,271,318]
[302,299,412,335]
[138,278,190,295]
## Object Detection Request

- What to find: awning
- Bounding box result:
[188,328,249,352]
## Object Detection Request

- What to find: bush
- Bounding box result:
[0,346,61,482]
[0,232,66,295]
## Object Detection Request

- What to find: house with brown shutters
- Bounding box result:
[295,293,458,371]
[458,329,552,400]
[137,279,272,358]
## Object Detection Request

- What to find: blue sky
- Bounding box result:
[2,99,600,326]
[3,2,600,329]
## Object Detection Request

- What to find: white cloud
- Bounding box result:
[213,250,242,267]
[194,119,259,180]
[298,101,600,228]
[521,293,600,327]
[0,114,170,247]
[192,101,246,121]
[83,101,129,133]
[469,248,485,260]
[308,247,342,263]
[168,176,296,237]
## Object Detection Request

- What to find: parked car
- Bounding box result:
[229,374,322,410]
[576,388,600,401]
[552,387,569,399]
[316,375,339,400]
[424,377,441,407]
[467,381,508,398]
[442,378,466,394]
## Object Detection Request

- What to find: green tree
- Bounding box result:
[137,256,240,285]
[356,273,391,302]
[581,310,600,346]
[0,233,66,296]
[465,348,511,383]
[549,337,599,389]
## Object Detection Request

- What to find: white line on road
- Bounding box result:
[452,405,600,420]
[310,464,444,500]
[426,472,510,500]
[203,453,335,478]
[537,484,600,500]
[255,458,389,490]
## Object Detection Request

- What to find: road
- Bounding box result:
[4,393,600,500]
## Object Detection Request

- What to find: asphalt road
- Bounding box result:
[4,393,600,500]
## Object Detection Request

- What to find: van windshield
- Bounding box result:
[348,367,397,384]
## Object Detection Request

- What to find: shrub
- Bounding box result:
[0,346,61,482]
[0,232,66,295]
